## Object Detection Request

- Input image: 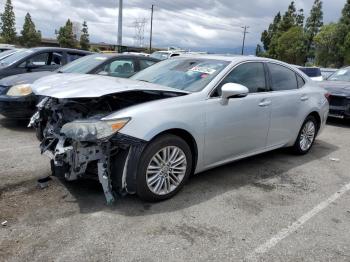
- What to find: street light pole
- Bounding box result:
[117,0,123,52]
[241,26,249,55]
[149,4,154,54]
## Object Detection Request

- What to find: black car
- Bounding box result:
[0,53,160,119]
[0,47,92,79]
[318,67,350,119]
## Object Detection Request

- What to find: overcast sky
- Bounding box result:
[5,0,348,51]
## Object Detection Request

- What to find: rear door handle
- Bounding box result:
[259,100,271,107]
[301,95,309,101]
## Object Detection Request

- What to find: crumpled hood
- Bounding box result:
[318,80,350,95]
[0,71,54,87]
[32,73,189,99]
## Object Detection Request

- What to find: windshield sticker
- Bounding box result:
[189,66,216,75]
[94,57,108,61]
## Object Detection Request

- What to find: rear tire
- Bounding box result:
[136,134,192,202]
[292,115,318,155]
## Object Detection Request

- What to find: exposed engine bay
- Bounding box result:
[29,90,185,204]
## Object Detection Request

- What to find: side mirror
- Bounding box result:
[221,83,249,102]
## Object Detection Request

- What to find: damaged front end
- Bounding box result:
[29,91,178,204]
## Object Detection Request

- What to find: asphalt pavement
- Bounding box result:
[0,116,350,262]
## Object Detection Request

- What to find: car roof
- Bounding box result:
[173,54,311,80]
[91,53,160,61]
[29,47,93,54]
[172,54,291,64]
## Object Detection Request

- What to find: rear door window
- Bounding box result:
[268,63,298,91]
[18,51,63,68]
[28,52,50,66]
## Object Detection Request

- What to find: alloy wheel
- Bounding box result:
[299,120,316,151]
[146,146,187,196]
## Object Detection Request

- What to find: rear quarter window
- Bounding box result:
[268,63,298,91]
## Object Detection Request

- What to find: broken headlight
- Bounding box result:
[7,84,32,96]
[60,118,130,141]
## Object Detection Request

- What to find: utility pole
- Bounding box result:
[117,0,123,52]
[149,4,154,54]
[241,26,249,55]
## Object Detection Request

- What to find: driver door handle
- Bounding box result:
[259,100,271,107]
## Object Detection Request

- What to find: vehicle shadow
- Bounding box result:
[60,139,339,216]
[326,117,350,128]
[0,117,32,133]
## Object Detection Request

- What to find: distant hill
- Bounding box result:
[191,45,256,55]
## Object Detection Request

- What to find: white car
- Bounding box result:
[30,55,329,203]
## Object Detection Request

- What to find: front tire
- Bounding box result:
[292,115,318,155]
[136,134,192,202]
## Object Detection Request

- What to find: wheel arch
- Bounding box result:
[308,111,321,132]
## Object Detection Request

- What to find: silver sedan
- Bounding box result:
[30,55,329,203]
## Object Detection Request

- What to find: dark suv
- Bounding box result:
[0,47,92,79]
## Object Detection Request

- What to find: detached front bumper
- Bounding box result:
[43,136,116,204]
[40,132,147,204]
[0,94,37,119]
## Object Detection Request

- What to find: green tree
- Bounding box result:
[343,32,350,65]
[278,1,298,32]
[340,0,350,26]
[57,19,77,48]
[261,12,281,51]
[338,0,350,66]
[296,9,305,27]
[314,23,343,67]
[276,26,307,65]
[19,13,41,47]
[305,0,323,59]
[1,0,16,43]
[79,21,90,50]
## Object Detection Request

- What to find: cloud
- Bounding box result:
[8,0,347,51]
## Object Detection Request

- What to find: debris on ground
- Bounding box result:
[330,158,340,162]
[1,220,8,226]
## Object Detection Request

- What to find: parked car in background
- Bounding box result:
[297,67,323,81]
[321,68,338,79]
[0,44,16,52]
[318,66,350,119]
[0,47,92,80]
[29,55,329,203]
[123,52,150,57]
[150,50,185,60]
[0,53,160,119]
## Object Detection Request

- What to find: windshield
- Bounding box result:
[0,49,19,60]
[150,52,170,60]
[328,68,350,82]
[131,58,229,92]
[57,54,108,74]
[0,49,33,66]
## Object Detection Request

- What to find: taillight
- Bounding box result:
[324,92,331,102]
